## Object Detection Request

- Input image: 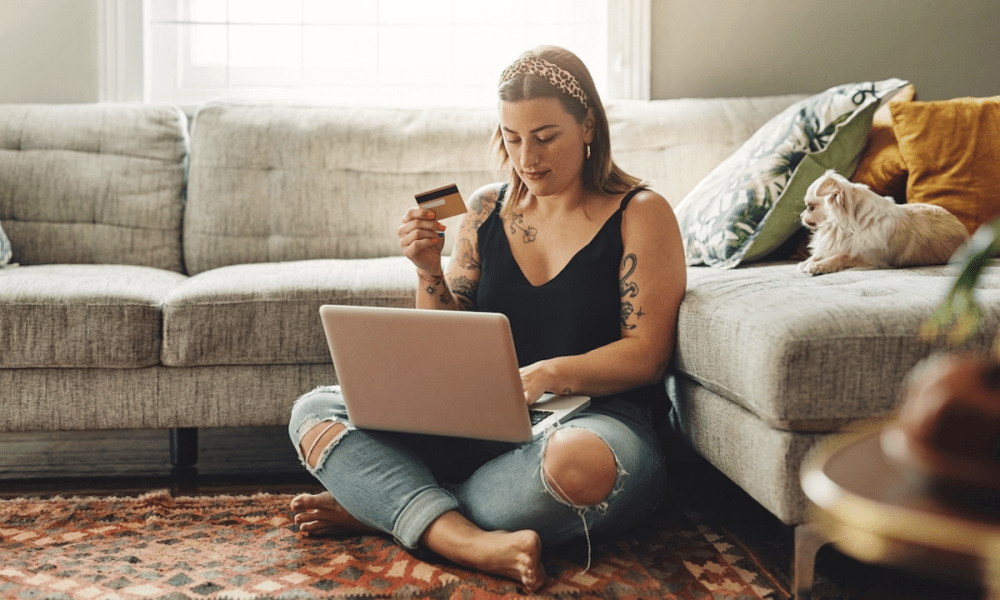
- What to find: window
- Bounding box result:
[101,0,649,108]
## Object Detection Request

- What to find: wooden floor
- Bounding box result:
[0,426,324,499]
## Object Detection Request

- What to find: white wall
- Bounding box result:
[1,0,997,104]
[0,0,99,103]
[650,0,1000,101]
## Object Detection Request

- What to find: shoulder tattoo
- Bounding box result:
[449,188,498,275]
[466,188,498,230]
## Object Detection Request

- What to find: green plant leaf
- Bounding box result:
[921,217,1000,347]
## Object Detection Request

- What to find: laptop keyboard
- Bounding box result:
[529,409,555,426]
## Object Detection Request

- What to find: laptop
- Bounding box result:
[319,305,591,442]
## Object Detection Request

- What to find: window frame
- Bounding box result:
[99,0,650,107]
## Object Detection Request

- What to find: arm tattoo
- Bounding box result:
[421,275,454,306]
[509,212,537,243]
[456,238,481,271]
[450,275,478,311]
[620,253,644,330]
[447,187,493,274]
[463,188,497,235]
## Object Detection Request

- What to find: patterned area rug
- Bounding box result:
[0,489,779,599]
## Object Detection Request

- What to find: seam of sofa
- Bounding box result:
[6,219,182,231]
[3,147,187,161]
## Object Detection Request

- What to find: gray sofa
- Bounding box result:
[2,99,998,586]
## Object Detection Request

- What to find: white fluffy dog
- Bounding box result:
[798,170,970,275]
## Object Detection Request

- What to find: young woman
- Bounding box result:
[288,46,686,592]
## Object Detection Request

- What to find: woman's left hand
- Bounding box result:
[519,360,557,405]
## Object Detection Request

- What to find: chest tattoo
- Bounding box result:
[509,212,538,243]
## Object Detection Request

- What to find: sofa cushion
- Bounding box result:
[183,102,502,275]
[673,262,1000,432]
[161,257,418,367]
[676,79,909,269]
[849,84,916,202]
[605,96,807,207]
[891,96,1000,235]
[0,264,186,368]
[0,364,334,431]
[0,104,189,272]
[182,96,818,276]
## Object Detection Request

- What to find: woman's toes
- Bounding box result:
[289,493,311,512]
[297,519,335,537]
[291,491,334,511]
[294,510,318,524]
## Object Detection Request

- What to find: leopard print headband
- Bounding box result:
[499,56,589,110]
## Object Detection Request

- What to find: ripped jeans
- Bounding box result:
[288,385,667,552]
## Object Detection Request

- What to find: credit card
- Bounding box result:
[415,184,467,220]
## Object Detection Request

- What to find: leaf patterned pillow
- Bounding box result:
[676,79,909,269]
[0,220,11,266]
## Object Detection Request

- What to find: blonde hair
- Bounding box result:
[492,46,640,213]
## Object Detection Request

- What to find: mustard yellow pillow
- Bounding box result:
[850,84,915,202]
[891,96,1000,235]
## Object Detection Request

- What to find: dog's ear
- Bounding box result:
[815,171,855,216]
[827,188,850,215]
[813,170,847,199]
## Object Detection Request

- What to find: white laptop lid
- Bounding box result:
[319,305,588,442]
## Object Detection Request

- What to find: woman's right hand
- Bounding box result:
[398,207,447,277]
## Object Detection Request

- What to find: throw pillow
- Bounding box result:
[0,220,11,267]
[677,78,909,269]
[850,84,916,203]
[891,96,1000,235]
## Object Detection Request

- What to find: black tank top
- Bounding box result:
[477,185,644,368]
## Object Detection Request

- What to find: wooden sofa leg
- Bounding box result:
[170,427,199,467]
[793,523,830,600]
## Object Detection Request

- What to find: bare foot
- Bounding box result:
[422,512,546,592]
[470,529,546,592]
[290,491,378,538]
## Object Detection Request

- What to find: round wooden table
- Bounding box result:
[801,423,1000,599]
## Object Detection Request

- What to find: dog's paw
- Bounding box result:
[810,263,842,275]
[799,256,844,275]
[797,258,820,275]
